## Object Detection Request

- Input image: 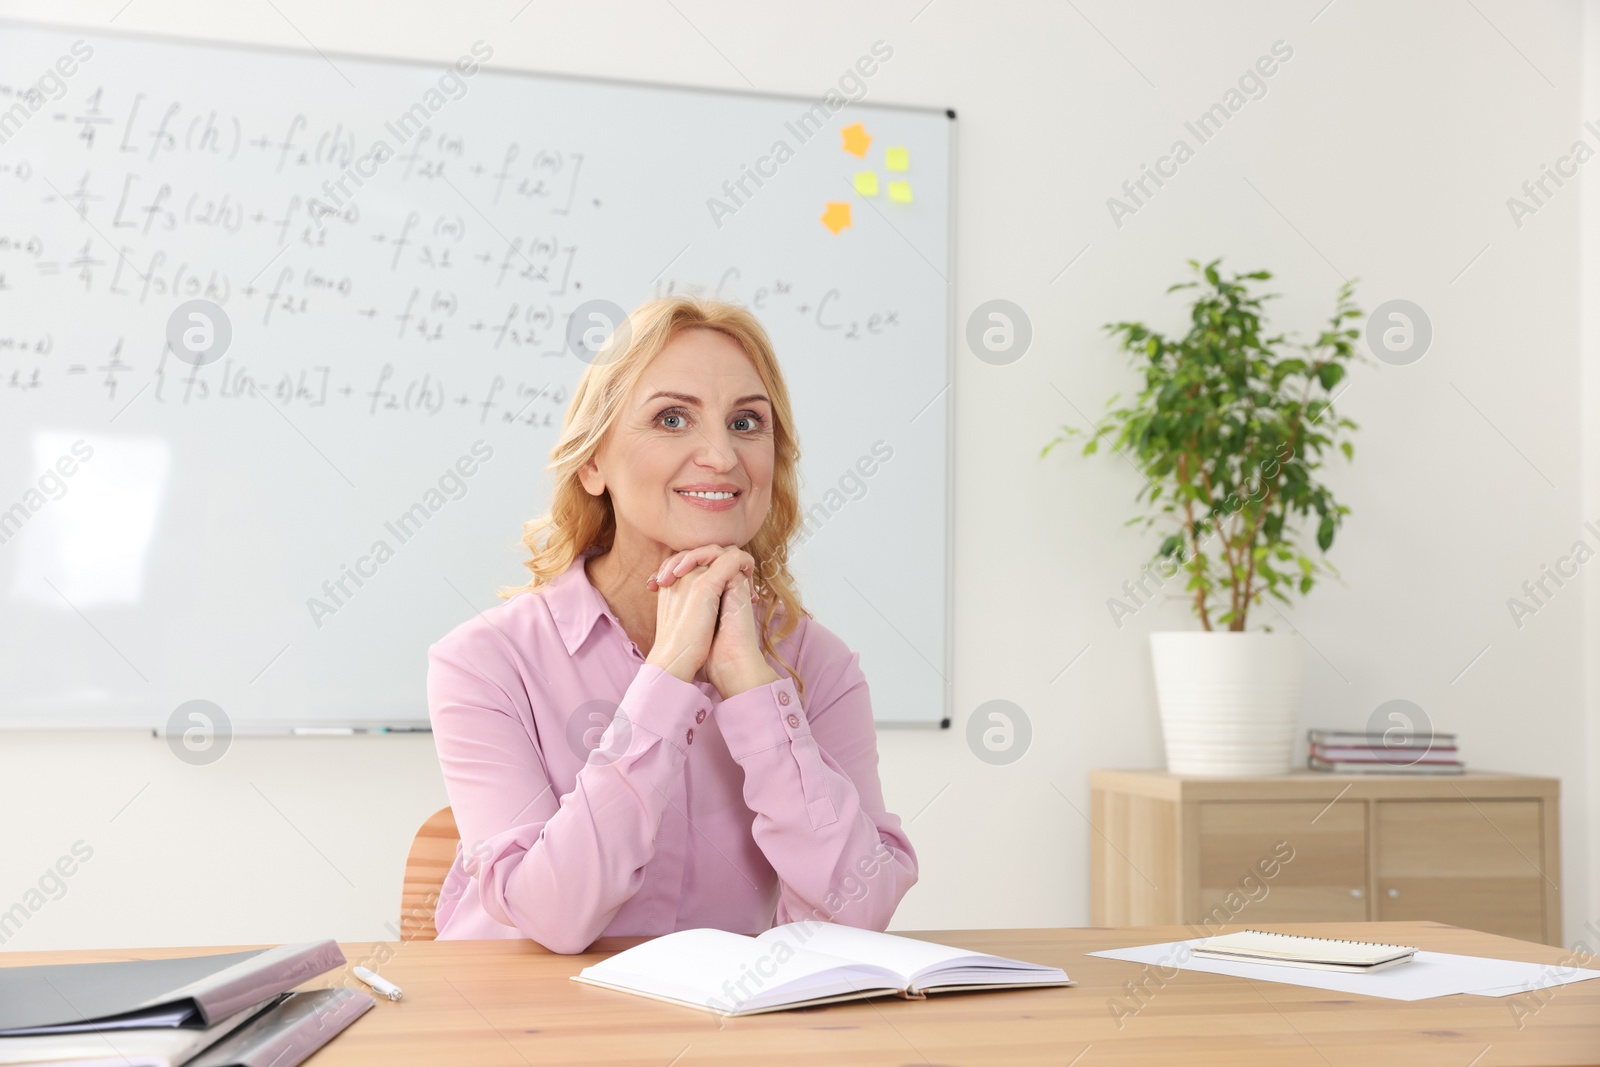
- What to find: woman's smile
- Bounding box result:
[674,483,742,511]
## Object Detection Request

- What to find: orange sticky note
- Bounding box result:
[884,146,909,171]
[853,171,879,196]
[887,181,913,203]
[820,201,852,234]
[841,123,871,158]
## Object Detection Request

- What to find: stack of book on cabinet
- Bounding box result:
[1306,729,1465,774]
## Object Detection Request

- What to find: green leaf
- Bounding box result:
[1059,258,1361,629]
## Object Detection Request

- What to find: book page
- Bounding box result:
[757,922,1034,986]
[577,928,905,1013]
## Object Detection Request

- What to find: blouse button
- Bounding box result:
[685,727,695,745]
[695,709,707,724]
[778,691,791,706]
[787,714,799,728]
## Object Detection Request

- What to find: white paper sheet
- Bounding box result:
[1087,939,1600,1002]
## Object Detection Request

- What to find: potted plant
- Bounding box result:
[1045,259,1364,775]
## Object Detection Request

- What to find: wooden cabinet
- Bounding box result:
[1372,799,1549,943]
[1090,769,1562,946]
[1197,800,1368,922]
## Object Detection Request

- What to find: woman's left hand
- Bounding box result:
[702,564,779,698]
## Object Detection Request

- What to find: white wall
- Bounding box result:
[2,0,1595,951]
[1581,0,1600,953]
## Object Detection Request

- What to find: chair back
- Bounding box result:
[400,806,459,941]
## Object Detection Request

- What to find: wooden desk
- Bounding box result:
[5,922,1597,1065]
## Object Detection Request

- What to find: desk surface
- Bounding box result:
[5,922,1597,1066]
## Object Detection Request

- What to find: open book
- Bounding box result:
[1189,930,1417,973]
[571,921,1071,1017]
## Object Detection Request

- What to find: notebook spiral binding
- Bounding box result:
[1236,929,1416,953]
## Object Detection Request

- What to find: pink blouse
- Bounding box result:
[424,548,918,952]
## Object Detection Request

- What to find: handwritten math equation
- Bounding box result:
[0,80,906,421]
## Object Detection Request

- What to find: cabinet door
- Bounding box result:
[1196,801,1368,924]
[1374,800,1546,942]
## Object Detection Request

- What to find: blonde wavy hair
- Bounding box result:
[498,295,812,700]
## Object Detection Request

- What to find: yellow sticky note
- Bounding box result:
[885,146,909,171]
[887,180,913,203]
[853,171,879,196]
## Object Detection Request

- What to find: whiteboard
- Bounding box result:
[0,21,953,731]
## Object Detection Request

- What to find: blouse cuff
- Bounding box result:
[623,663,714,757]
[717,675,810,761]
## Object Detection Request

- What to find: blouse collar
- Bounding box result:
[543,547,616,656]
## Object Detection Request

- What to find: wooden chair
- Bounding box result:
[400,807,459,941]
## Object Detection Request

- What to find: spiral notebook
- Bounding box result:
[1190,930,1417,973]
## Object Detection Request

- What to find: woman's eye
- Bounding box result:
[657,409,765,432]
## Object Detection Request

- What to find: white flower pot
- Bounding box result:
[1149,631,1304,776]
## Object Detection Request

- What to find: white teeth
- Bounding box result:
[677,490,735,500]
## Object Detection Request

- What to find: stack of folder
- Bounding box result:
[0,940,371,1067]
[1305,728,1466,774]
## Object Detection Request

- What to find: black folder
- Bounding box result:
[0,940,345,1036]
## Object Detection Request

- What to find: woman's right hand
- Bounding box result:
[643,545,755,684]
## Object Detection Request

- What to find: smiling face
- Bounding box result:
[579,326,775,558]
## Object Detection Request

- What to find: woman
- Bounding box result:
[425,294,918,953]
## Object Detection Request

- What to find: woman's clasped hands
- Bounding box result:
[643,544,779,698]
